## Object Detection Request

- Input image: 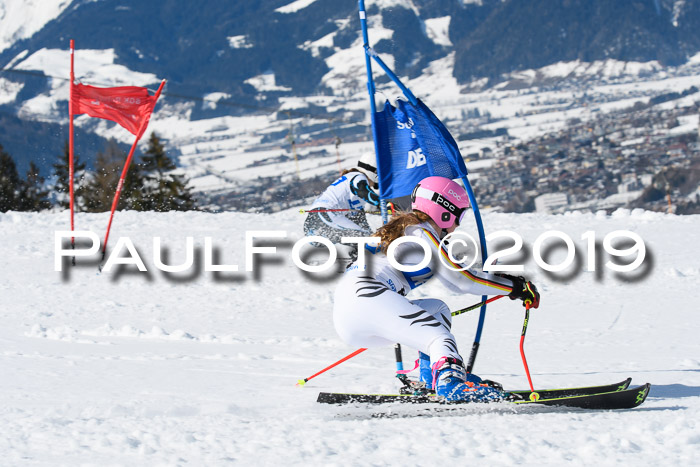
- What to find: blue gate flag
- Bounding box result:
[359,0,489,374]
[374,98,468,199]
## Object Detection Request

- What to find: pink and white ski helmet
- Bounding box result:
[411,176,470,229]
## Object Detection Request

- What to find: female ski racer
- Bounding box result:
[303,153,382,254]
[333,176,540,402]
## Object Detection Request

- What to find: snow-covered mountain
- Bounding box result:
[0,0,72,53]
[2,0,700,212]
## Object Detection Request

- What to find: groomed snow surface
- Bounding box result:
[1,208,699,465]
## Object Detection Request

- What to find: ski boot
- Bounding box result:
[432,357,505,402]
[480,379,504,391]
[461,371,505,390]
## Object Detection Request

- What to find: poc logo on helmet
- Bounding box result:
[434,194,456,213]
[406,148,426,169]
[448,189,463,201]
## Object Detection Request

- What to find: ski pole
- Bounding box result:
[299,208,361,214]
[519,302,539,401]
[394,343,404,371]
[451,295,504,317]
[296,347,367,386]
[299,208,386,215]
[299,203,395,216]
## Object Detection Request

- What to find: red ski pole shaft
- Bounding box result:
[519,303,538,399]
[300,208,357,213]
[299,208,389,215]
[296,348,367,386]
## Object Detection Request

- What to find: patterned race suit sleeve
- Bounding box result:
[414,227,514,297]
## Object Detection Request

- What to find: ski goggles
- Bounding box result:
[456,206,468,226]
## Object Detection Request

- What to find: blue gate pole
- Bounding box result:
[358,0,389,225]
[359,0,403,372]
[461,175,489,373]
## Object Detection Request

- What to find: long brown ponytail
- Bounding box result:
[374,210,431,254]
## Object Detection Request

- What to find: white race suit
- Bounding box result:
[333,222,515,365]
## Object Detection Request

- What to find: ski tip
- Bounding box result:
[632,383,651,407]
[621,377,632,390]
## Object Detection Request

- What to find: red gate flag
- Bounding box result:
[70,83,159,136]
[68,39,166,267]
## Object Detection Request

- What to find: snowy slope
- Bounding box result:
[1,208,699,464]
[0,0,71,53]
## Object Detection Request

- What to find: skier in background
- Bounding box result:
[303,153,384,259]
[333,176,540,401]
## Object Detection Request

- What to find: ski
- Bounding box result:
[508,377,631,399]
[395,377,631,399]
[317,381,650,410]
[511,384,650,410]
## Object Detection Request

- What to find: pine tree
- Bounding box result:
[83,139,126,212]
[84,139,149,212]
[53,142,88,210]
[0,145,21,212]
[141,132,196,211]
[19,162,51,211]
[120,151,148,212]
[84,141,118,212]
